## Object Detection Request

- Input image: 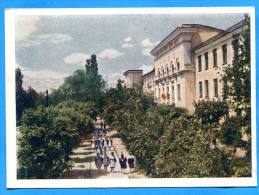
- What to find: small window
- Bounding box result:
[213,78,218,97]
[204,52,209,70]
[176,59,180,71]
[205,80,209,98]
[222,44,228,64]
[177,84,181,101]
[172,85,175,100]
[199,81,203,98]
[198,55,202,72]
[213,48,217,67]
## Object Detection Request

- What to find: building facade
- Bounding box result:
[123,20,246,112]
[123,70,143,88]
[142,68,155,97]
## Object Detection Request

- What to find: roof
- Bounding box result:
[150,24,223,55]
[142,68,155,78]
[123,69,143,76]
[193,19,246,50]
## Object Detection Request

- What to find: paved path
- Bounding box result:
[64,118,145,179]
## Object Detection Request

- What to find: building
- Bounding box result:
[150,24,223,111]
[194,20,246,102]
[142,68,155,98]
[123,70,143,88]
[123,19,246,112]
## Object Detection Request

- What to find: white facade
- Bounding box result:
[150,24,223,111]
[194,21,246,101]
[124,20,246,112]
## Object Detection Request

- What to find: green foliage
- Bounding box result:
[220,15,251,177]
[16,68,39,124]
[17,100,94,179]
[155,116,226,177]
[49,55,106,112]
[194,100,228,125]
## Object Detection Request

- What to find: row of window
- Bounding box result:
[157,59,180,77]
[197,44,228,72]
[198,78,219,99]
[158,84,181,101]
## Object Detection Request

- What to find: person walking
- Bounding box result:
[109,152,116,173]
[108,137,113,151]
[91,137,96,151]
[94,152,103,172]
[127,154,135,173]
[103,153,110,172]
[119,153,127,174]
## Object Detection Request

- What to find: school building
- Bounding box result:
[123,19,246,112]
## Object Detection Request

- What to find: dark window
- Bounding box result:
[199,81,203,98]
[205,80,209,98]
[213,48,217,67]
[222,44,228,64]
[198,55,202,72]
[177,84,181,101]
[172,85,175,100]
[204,52,209,70]
[177,61,180,71]
[213,78,218,97]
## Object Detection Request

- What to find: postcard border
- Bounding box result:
[5,7,257,188]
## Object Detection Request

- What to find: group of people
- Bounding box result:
[92,125,136,174]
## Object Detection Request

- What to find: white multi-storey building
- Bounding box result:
[123,19,246,112]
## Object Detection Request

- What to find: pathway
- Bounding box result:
[64,117,145,179]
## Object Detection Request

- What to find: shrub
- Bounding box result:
[17,100,94,179]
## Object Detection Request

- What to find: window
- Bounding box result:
[198,55,202,72]
[177,84,181,101]
[176,59,180,71]
[172,85,175,100]
[222,44,227,64]
[213,79,218,97]
[213,48,217,67]
[205,80,209,98]
[204,52,209,70]
[199,81,203,98]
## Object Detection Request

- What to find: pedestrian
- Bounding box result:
[103,137,108,153]
[108,137,113,151]
[119,153,127,174]
[95,153,103,172]
[91,137,95,151]
[127,154,135,173]
[109,152,116,173]
[103,153,110,172]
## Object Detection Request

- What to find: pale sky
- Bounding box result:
[15,13,244,92]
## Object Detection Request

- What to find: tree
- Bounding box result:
[26,86,39,108]
[16,68,28,124]
[220,15,251,177]
[49,54,106,112]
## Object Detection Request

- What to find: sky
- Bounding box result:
[15,13,245,92]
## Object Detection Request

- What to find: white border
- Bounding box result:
[5,7,257,188]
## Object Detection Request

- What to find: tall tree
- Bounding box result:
[221,15,251,176]
[16,68,27,124]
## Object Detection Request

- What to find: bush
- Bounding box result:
[194,100,228,125]
[17,100,94,179]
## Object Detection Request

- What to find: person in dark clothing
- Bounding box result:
[127,154,135,173]
[95,152,103,172]
[119,153,127,174]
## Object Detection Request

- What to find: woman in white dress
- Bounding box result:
[91,137,95,151]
